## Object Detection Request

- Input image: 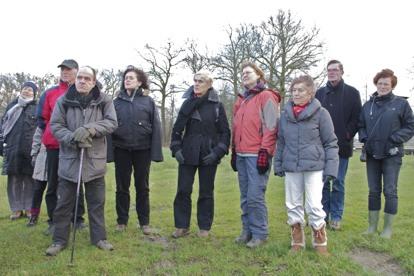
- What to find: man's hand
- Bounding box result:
[202,152,218,165]
[174,150,185,164]
[78,137,93,148]
[73,127,91,142]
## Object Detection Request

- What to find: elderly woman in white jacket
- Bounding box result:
[274,75,338,256]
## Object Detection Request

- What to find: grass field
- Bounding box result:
[0,150,413,275]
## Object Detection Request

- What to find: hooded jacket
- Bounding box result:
[359,92,414,159]
[232,88,281,156]
[50,84,118,183]
[274,98,339,177]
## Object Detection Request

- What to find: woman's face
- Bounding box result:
[242,66,260,89]
[292,82,312,105]
[20,86,34,99]
[124,71,142,91]
[376,77,393,96]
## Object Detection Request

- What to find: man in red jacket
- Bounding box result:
[36,59,86,235]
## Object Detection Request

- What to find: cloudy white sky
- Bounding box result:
[1,0,413,103]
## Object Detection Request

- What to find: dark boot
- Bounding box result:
[27,215,39,227]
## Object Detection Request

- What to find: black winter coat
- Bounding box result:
[1,98,37,175]
[315,79,362,158]
[170,87,230,166]
[112,89,163,162]
[358,92,414,159]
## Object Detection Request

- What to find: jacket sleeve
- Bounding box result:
[319,108,339,178]
[37,91,49,130]
[212,103,230,159]
[231,97,242,148]
[389,100,414,144]
[358,104,368,143]
[30,127,43,157]
[50,99,76,147]
[260,93,279,156]
[170,100,190,156]
[273,114,285,174]
[150,100,163,162]
[346,88,362,139]
[83,95,118,137]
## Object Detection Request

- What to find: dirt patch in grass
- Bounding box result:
[143,235,170,248]
[349,248,404,275]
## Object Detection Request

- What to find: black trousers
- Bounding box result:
[174,164,217,230]
[30,180,47,215]
[114,148,151,226]
[53,177,106,245]
[45,149,85,224]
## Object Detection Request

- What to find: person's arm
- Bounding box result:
[150,100,163,162]
[346,89,362,139]
[260,93,279,156]
[211,103,231,159]
[389,100,414,144]
[49,99,75,146]
[320,108,339,178]
[83,95,118,137]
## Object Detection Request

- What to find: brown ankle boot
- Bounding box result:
[312,224,329,256]
[290,223,305,252]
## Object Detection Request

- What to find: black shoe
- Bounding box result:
[27,215,39,227]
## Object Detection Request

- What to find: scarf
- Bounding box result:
[243,81,266,98]
[292,103,309,118]
[1,96,33,138]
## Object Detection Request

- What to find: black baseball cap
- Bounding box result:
[57,59,79,69]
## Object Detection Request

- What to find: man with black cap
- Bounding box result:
[36,59,86,235]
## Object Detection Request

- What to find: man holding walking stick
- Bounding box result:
[45,66,118,256]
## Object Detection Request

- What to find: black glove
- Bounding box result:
[31,155,37,167]
[257,148,270,175]
[230,148,237,172]
[73,127,91,142]
[323,175,335,183]
[202,152,218,165]
[78,137,93,148]
[175,150,185,164]
[274,171,285,177]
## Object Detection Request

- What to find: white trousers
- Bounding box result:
[285,170,326,229]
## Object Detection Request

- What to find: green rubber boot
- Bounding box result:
[380,213,395,239]
[363,210,379,235]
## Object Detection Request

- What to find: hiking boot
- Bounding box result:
[312,224,329,256]
[45,243,66,256]
[329,220,341,231]
[197,230,209,238]
[140,225,151,235]
[43,224,55,236]
[290,223,305,252]
[27,215,39,227]
[115,224,126,232]
[10,211,23,220]
[96,240,114,251]
[234,231,252,244]
[246,238,266,248]
[171,228,190,239]
[75,221,88,231]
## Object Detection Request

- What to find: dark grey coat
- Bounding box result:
[274,98,339,177]
[50,85,118,183]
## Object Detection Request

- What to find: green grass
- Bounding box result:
[0,149,413,275]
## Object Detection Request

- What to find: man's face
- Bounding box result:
[327,63,343,83]
[60,67,78,84]
[75,68,96,94]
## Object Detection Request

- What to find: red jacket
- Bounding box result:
[232,89,281,156]
[36,80,69,149]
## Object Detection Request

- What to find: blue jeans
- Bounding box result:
[236,155,270,240]
[322,157,348,222]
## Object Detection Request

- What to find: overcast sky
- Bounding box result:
[1,0,413,102]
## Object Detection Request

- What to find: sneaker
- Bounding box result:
[10,211,23,220]
[329,221,341,231]
[45,243,66,256]
[246,238,266,248]
[141,225,151,235]
[234,231,252,244]
[171,228,190,239]
[75,221,88,231]
[43,224,55,236]
[115,224,126,232]
[27,215,39,227]
[197,230,209,238]
[96,240,114,251]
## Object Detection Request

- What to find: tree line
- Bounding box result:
[1,10,326,145]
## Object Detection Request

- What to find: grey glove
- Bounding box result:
[202,152,218,165]
[73,127,91,142]
[78,137,93,148]
[175,150,185,164]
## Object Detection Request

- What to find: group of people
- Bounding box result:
[0,58,412,257]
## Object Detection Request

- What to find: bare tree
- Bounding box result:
[137,41,186,144]
[99,68,123,98]
[183,39,212,75]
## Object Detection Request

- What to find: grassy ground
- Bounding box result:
[0,150,413,275]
